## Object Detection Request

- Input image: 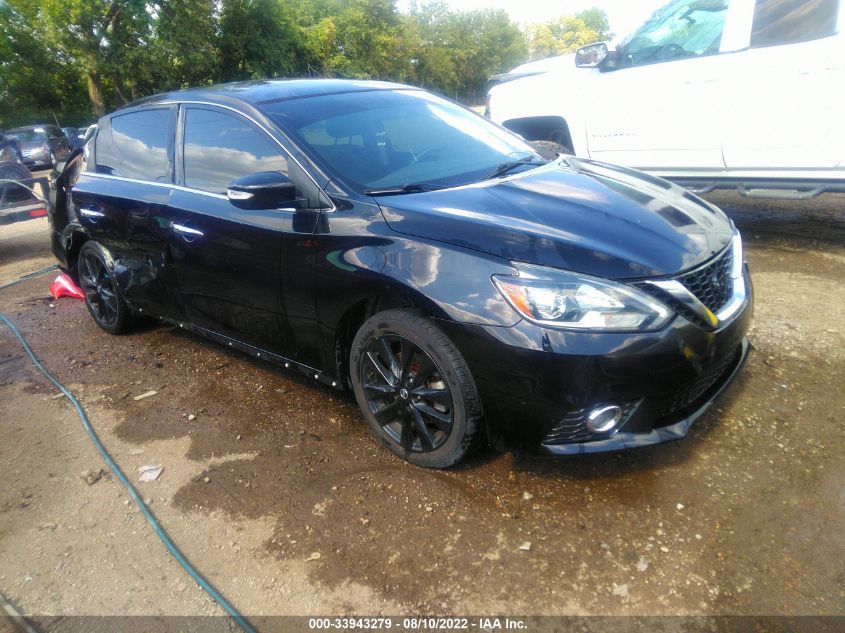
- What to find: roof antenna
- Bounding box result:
[51,111,61,127]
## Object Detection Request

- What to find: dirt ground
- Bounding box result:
[0,192,843,629]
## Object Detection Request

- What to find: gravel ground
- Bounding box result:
[0,192,843,628]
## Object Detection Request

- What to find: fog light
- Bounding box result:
[586,405,623,433]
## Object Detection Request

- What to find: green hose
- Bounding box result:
[0,309,256,633]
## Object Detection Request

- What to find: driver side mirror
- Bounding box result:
[227,171,297,210]
[575,42,610,68]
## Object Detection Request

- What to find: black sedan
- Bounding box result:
[6,124,73,169]
[50,80,752,468]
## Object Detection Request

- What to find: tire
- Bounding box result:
[77,241,132,334]
[0,160,33,204]
[531,140,573,159]
[350,309,483,468]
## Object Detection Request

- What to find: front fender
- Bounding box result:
[315,201,522,331]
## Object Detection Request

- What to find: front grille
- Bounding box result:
[677,247,733,313]
[542,401,639,446]
[636,246,734,329]
[660,348,739,418]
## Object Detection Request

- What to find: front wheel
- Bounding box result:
[350,310,483,468]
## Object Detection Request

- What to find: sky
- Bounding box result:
[396,0,667,36]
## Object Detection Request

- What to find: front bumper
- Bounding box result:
[437,266,753,455]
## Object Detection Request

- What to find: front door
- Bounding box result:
[166,105,320,361]
[585,0,739,170]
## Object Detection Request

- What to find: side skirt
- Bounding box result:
[151,314,345,392]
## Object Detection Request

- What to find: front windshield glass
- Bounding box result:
[618,0,728,67]
[264,89,541,192]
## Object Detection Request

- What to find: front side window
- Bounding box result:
[620,0,729,67]
[95,109,173,182]
[265,89,538,192]
[750,0,838,47]
[182,108,288,195]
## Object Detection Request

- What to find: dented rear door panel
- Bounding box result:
[70,173,184,321]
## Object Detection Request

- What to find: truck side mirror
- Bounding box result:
[575,42,609,68]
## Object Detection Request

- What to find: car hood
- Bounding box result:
[377,158,734,279]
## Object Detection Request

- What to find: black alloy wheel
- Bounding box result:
[350,310,483,468]
[361,334,454,452]
[78,242,130,334]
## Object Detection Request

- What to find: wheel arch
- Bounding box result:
[332,292,420,390]
[503,116,574,153]
[61,224,91,281]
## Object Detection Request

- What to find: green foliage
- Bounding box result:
[218,0,309,81]
[0,0,607,127]
[405,2,526,102]
[528,8,612,60]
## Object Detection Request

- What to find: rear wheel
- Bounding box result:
[78,241,131,334]
[350,310,483,468]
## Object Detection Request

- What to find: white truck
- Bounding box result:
[486,0,845,199]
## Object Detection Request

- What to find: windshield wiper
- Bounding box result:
[364,183,443,196]
[484,157,548,180]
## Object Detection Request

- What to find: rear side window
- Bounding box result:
[95,109,173,182]
[182,108,288,195]
[751,0,839,47]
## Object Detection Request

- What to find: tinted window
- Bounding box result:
[265,90,538,192]
[183,108,288,195]
[96,109,173,182]
[751,0,838,47]
[621,0,729,67]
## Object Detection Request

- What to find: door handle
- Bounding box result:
[172,222,204,241]
[79,206,105,219]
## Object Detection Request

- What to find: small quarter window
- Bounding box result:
[95,109,173,182]
[751,0,839,48]
[183,108,288,195]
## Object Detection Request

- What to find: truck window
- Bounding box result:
[621,0,730,68]
[750,0,839,47]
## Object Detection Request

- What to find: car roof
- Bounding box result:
[123,79,412,111]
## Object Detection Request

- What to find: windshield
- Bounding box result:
[264,89,540,192]
[617,0,728,67]
[7,129,46,143]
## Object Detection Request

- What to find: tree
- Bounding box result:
[150,0,219,90]
[528,8,612,60]
[0,0,91,126]
[218,0,309,81]
[405,2,526,102]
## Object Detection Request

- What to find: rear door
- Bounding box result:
[71,106,183,320]
[721,0,843,170]
[166,104,322,361]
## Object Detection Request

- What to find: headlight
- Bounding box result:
[493,263,672,332]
